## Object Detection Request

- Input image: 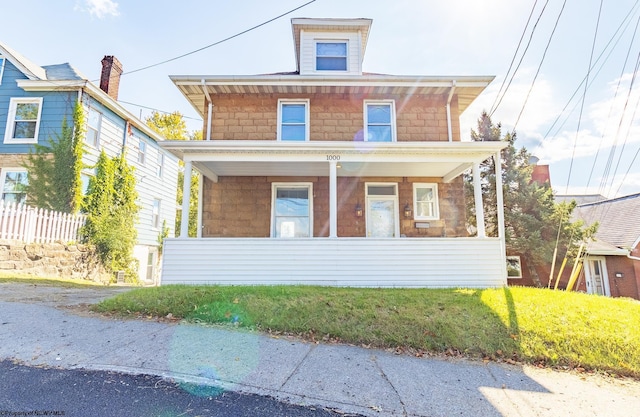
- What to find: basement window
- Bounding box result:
[506,256,523,278]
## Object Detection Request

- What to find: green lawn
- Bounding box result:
[0,273,106,288]
[93,285,640,377]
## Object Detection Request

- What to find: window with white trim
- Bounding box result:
[364,101,395,142]
[507,256,523,278]
[85,107,102,148]
[315,41,348,71]
[278,100,309,141]
[0,169,28,204]
[271,183,313,238]
[80,172,93,196]
[152,199,161,229]
[156,153,164,177]
[4,97,43,144]
[413,183,439,220]
[138,140,147,164]
[0,56,5,85]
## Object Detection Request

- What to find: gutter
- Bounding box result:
[202,79,213,141]
[446,81,456,142]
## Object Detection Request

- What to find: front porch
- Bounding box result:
[159,140,508,287]
[160,237,505,287]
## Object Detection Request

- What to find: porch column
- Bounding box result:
[494,152,505,239]
[180,160,193,238]
[472,163,486,238]
[329,161,338,238]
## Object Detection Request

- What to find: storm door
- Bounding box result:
[365,183,399,238]
[585,257,610,296]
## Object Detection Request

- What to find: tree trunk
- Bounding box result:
[525,256,543,287]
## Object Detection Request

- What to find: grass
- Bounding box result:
[92,285,640,378]
[0,273,108,288]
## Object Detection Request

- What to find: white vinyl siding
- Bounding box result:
[413,183,439,220]
[299,31,362,75]
[152,199,161,229]
[3,97,43,144]
[364,100,396,142]
[160,238,507,288]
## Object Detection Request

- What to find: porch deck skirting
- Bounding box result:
[160,237,507,288]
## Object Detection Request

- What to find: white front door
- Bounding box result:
[585,257,610,296]
[365,183,398,238]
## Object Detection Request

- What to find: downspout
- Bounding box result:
[201,79,213,140]
[446,80,456,142]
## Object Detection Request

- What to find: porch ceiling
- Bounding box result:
[160,140,507,182]
[170,75,494,117]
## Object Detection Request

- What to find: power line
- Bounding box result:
[565,0,604,194]
[585,11,640,191]
[119,100,201,121]
[490,0,551,117]
[121,0,317,77]
[512,0,567,132]
[489,0,540,116]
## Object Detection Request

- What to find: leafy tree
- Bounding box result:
[81,151,139,281]
[465,112,596,286]
[23,102,85,213]
[145,111,201,237]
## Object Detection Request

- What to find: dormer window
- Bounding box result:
[316,41,347,71]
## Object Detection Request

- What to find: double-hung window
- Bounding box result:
[138,140,147,164]
[278,100,309,141]
[413,183,439,220]
[152,199,161,229]
[0,169,28,204]
[156,153,164,177]
[364,101,395,142]
[272,183,313,238]
[85,107,102,147]
[316,41,347,71]
[4,97,43,144]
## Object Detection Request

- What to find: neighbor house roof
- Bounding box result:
[0,41,164,143]
[574,193,640,253]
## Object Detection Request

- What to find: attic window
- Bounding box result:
[316,42,347,71]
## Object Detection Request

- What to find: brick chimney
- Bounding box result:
[100,56,123,100]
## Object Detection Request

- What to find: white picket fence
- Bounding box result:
[0,200,86,244]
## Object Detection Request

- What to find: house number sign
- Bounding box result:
[326,155,341,161]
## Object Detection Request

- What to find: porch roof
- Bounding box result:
[159,140,506,182]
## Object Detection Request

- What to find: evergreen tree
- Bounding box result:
[81,151,139,281]
[466,112,596,286]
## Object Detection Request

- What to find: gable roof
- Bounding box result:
[0,41,46,80]
[0,41,164,142]
[574,193,640,251]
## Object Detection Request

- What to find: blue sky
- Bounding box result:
[3,0,640,198]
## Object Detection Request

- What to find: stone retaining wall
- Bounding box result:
[0,240,110,282]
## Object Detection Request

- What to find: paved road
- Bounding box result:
[1,282,639,417]
[0,360,353,417]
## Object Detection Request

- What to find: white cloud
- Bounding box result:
[75,0,119,19]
